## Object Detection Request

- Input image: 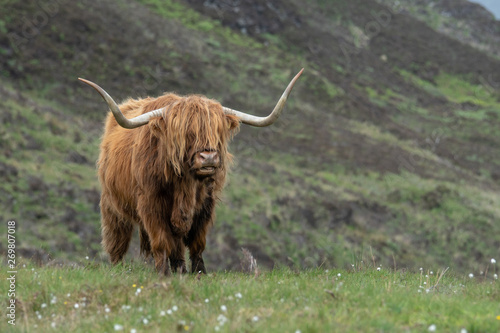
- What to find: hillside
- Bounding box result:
[1,0,500,273]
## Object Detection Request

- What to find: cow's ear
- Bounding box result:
[225,114,240,132]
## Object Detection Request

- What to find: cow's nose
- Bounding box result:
[199,151,219,165]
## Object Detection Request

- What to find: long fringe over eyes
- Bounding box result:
[139,94,240,179]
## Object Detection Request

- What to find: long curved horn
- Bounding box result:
[78,78,165,129]
[222,68,304,127]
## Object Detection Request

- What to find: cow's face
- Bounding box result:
[148,95,240,178]
[186,108,240,178]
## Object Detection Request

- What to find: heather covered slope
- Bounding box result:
[0,0,499,273]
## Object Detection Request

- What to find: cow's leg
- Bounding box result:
[185,197,215,274]
[101,197,134,264]
[144,223,175,276]
[145,223,175,276]
[139,225,152,259]
[137,195,175,276]
[186,233,207,274]
[169,239,187,274]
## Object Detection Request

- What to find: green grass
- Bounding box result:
[2,0,500,286]
[435,73,498,107]
[1,261,499,332]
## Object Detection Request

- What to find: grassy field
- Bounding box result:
[1,259,499,332]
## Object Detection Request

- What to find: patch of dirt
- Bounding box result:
[0,161,18,181]
[185,0,302,37]
[66,151,90,165]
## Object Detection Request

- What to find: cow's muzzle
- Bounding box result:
[194,150,220,176]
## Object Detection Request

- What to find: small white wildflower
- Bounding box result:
[377,267,381,271]
[469,273,474,278]
[460,328,468,333]
[74,303,79,309]
[67,293,71,297]
[138,307,143,312]
[160,311,166,316]
[172,305,178,312]
[37,314,42,320]
[235,292,242,299]
[50,297,57,304]
[105,307,110,313]
[425,275,429,278]
[143,318,149,325]
[419,267,423,271]
[130,329,137,333]
[41,303,47,308]
[51,322,56,328]
[428,324,436,331]
[215,326,220,331]
[252,316,259,322]
[423,282,427,285]
[167,309,173,315]
[220,305,227,312]
[295,330,302,333]
[114,324,123,331]
[136,288,142,295]
[326,269,330,272]
[205,298,209,303]
[491,258,497,264]
[418,289,422,293]
[85,256,89,260]
[494,274,498,280]
[337,273,341,277]
[430,271,433,275]
[217,314,228,325]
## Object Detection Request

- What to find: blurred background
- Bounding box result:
[1,0,499,273]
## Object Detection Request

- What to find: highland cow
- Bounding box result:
[79,69,303,275]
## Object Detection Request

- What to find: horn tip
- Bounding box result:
[292,68,304,82]
[78,77,92,85]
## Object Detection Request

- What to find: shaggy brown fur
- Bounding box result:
[98,93,240,275]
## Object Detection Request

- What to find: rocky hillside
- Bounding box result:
[1,0,499,273]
